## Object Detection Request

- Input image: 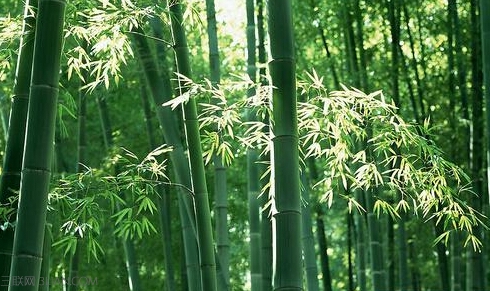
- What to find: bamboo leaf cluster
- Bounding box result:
[167,71,485,251]
[49,146,172,261]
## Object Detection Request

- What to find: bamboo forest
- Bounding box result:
[1,0,490,290]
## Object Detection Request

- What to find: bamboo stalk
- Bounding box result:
[0,1,37,284]
[267,1,303,289]
[8,1,66,290]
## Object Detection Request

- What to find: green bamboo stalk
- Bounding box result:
[398,214,410,291]
[408,240,421,291]
[67,37,89,291]
[365,191,386,291]
[0,1,36,283]
[259,163,272,291]
[300,172,319,291]
[204,0,230,288]
[308,0,340,89]
[316,208,332,291]
[122,239,142,291]
[398,44,421,125]
[387,214,395,291]
[0,95,8,142]
[353,189,366,291]
[434,223,450,291]
[388,0,400,106]
[246,0,261,289]
[7,1,65,290]
[38,224,51,291]
[267,1,303,289]
[401,1,425,121]
[256,0,272,288]
[131,28,201,291]
[342,2,360,88]
[451,231,463,291]
[248,148,261,291]
[353,0,368,91]
[453,0,470,168]
[481,0,490,206]
[347,212,354,291]
[95,95,142,291]
[467,0,486,290]
[139,78,177,290]
[167,1,217,290]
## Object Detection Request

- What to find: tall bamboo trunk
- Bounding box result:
[353,0,368,91]
[248,147,261,291]
[435,223,450,291]
[342,2,360,88]
[353,189,367,291]
[316,208,332,291]
[256,0,272,288]
[139,79,176,290]
[267,1,303,290]
[452,0,470,156]
[347,212,354,291]
[205,0,230,288]
[246,0,261,289]
[8,1,66,290]
[401,0,426,120]
[481,0,490,206]
[387,215,395,291]
[467,0,486,290]
[95,95,142,291]
[131,27,201,291]
[256,0,272,290]
[67,35,89,291]
[308,0,340,89]
[167,1,218,290]
[388,0,400,106]
[300,173,319,291]
[365,190,386,291]
[38,225,51,291]
[0,1,36,284]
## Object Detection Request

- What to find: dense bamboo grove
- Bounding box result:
[0,0,489,290]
